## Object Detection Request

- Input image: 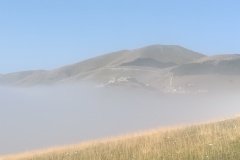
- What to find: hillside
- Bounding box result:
[0,45,204,86]
[0,45,240,93]
[1,116,240,160]
[171,54,240,76]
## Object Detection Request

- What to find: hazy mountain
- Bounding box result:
[0,45,239,93]
[0,70,46,86]
[169,54,240,93]
[171,54,240,75]
[0,45,204,87]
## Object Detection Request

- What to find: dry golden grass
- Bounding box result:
[1,116,240,160]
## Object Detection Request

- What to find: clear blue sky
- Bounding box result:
[0,0,240,73]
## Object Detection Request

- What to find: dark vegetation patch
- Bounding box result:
[120,58,176,68]
[171,59,240,75]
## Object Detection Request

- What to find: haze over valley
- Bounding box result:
[1,85,240,155]
[1,44,240,156]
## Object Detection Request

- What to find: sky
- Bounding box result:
[0,0,240,73]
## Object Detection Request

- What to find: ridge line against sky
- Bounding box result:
[0,0,240,73]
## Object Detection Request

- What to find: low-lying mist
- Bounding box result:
[1,85,240,156]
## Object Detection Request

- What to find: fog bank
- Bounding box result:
[0,85,240,156]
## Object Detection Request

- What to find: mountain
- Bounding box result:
[0,70,46,86]
[171,54,240,75]
[169,54,240,93]
[0,45,204,87]
[0,45,239,93]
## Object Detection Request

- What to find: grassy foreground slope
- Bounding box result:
[2,116,240,160]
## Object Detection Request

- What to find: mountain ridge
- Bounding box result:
[1,44,240,93]
[0,44,204,86]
